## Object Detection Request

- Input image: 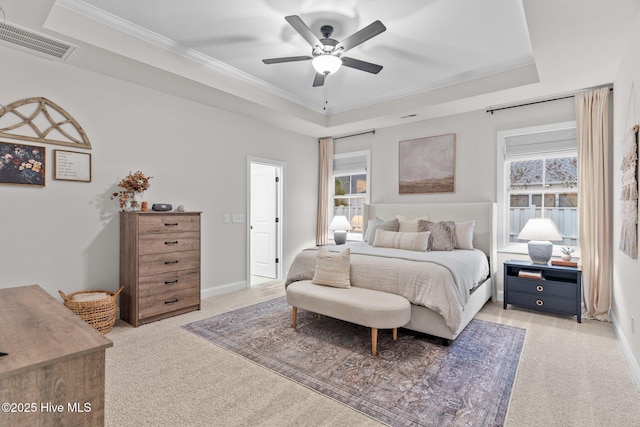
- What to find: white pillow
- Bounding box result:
[364,218,383,244]
[312,247,351,288]
[455,220,477,250]
[372,229,431,252]
[396,214,430,232]
[366,217,399,244]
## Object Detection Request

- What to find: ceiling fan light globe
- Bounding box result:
[312,54,342,75]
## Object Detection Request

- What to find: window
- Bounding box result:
[498,122,578,250]
[332,150,370,241]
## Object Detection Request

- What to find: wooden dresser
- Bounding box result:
[0,285,112,427]
[120,211,201,326]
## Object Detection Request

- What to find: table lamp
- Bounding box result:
[517,218,563,264]
[330,215,352,245]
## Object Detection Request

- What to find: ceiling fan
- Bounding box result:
[262,15,386,87]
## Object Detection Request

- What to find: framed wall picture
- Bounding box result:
[399,133,456,194]
[54,149,92,182]
[0,141,46,186]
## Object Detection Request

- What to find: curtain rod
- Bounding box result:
[330,129,375,141]
[486,87,613,115]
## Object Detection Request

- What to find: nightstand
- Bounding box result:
[503,260,582,323]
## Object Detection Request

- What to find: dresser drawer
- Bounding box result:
[138,215,200,234]
[138,232,200,255]
[138,250,200,276]
[507,277,576,298]
[138,269,200,297]
[138,286,200,320]
[507,291,577,315]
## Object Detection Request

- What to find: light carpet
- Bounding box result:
[183,296,526,427]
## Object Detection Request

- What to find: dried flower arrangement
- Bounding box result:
[111,170,152,209]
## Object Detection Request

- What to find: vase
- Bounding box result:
[561,253,572,261]
[130,191,144,211]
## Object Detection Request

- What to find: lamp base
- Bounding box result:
[528,240,553,264]
[334,231,347,245]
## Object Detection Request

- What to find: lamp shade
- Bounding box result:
[312,54,342,75]
[517,218,563,242]
[350,214,363,230]
[329,215,352,231]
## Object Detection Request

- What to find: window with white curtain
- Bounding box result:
[332,150,370,241]
[497,122,579,250]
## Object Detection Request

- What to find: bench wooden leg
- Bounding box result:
[291,307,297,329]
[392,328,398,341]
[371,328,378,356]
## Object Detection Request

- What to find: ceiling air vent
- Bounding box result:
[0,21,76,61]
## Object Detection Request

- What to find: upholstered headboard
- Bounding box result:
[363,202,498,292]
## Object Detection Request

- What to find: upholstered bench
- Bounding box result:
[286,280,411,356]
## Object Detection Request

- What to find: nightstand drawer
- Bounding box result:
[138,215,200,234]
[508,291,577,314]
[138,232,200,255]
[508,277,576,298]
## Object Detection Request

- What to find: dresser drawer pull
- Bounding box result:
[536,299,544,306]
[164,223,179,227]
[164,279,179,285]
[164,241,179,245]
[164,260,179,265]
[536,285,544,292]
[164,298,179,304]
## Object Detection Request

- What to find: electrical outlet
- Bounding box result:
[223,214,231,223]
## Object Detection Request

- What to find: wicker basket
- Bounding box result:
[59,287,124,334]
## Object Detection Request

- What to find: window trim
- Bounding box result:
[332,150,371,241]
[496,121,577,253]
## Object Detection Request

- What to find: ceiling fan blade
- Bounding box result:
[341,57,383,74]
[312,73,326,87]
[262,56,312,64]
[285,15,322,49]
[335,20,386,53]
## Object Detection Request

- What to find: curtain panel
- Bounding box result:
[316,137,333,246]
[576,87,612,321]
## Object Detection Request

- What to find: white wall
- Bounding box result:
[0,47,318,299]
[612,11,640,387]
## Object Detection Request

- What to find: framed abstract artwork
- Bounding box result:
[0,141,46,186]
[399,133,455,194]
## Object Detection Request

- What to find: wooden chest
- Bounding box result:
[120,211,201,326]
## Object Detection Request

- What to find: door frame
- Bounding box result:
[247,156,285,286]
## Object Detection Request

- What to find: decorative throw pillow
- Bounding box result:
[372,229,431,252]
[396,214,430,232]
[366,217,400,244]
[454,220,477,250]
[418,220,456,251]
[311,247,351,288]
[364,217,383,244]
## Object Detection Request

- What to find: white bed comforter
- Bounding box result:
[285,242,490,333]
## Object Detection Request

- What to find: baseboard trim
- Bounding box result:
[611,310,640,392]
[201,281,247,300]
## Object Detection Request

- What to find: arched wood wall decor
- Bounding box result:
[0,97,91,149]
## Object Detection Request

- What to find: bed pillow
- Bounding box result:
[396,214,430,232]
[366,217,400,244]
[454,220,477,250]
[312,247,351,288]
[418,220,456,251]
[364,217,383,244]
[372,229,431,252]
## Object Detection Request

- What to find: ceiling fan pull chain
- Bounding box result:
[324,85,328,111]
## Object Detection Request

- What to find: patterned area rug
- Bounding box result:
[183,297,525,427]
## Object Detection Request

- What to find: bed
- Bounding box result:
[285,202,497,343]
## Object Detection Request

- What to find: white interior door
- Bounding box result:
[250,163,277,278]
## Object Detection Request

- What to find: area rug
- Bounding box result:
[183,297,525,427]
